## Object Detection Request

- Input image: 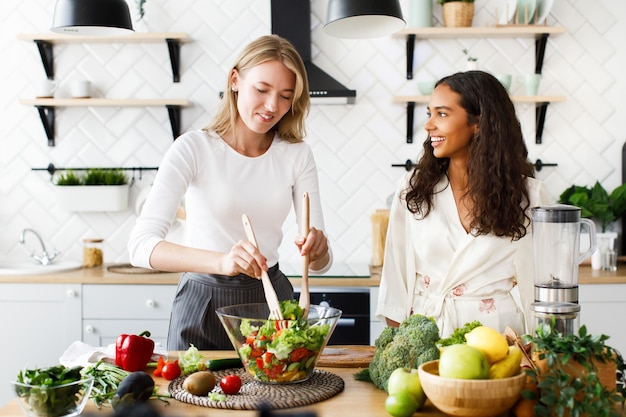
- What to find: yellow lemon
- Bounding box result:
[489,345,523,379]
[464,326,509,364]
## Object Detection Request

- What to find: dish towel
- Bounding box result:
[59,340,168,368]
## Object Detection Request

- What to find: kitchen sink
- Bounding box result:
[0,260,82,275]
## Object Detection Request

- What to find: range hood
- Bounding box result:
[271,0,356,105]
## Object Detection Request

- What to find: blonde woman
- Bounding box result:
[129,35,332,350]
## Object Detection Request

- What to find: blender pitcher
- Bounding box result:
[531,205,596,303]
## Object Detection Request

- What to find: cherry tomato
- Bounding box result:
[153,356,166,377]
[220,374,242,395]
[161,360,181,380]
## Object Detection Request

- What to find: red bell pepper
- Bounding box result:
[115,330,155,371]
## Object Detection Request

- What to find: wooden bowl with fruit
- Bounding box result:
[418,355,525,417]
[418,326,527,417]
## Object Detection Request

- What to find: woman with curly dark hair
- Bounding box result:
[376,71,552,337]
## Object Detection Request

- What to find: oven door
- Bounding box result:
[295,287,370,345]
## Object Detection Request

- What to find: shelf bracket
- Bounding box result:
[535,102,549,144]
[166,105,182,139]
[34,40,54,79]
[406,34,416,80]
[535,33,549,74]
[406,101,415,143]
[35,106,55,146]
[166,38,181,83]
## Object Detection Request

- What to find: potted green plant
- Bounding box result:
[558,181,626,233]
[54,169,130,212]
[437,0,475,27]
[521,322,625,417]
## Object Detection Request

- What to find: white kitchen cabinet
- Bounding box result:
[579,284,626,355]
[82,284,176,347]
[0,283,81,407]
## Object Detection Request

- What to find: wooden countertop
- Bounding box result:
[0,350,450,417]
[1,263,625,286]
[0,264,381,288]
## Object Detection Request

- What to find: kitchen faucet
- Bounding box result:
[19,228,59,265]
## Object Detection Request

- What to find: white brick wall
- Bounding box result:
[1,0,625,266]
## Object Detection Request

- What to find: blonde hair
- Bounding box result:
[205,34,310,143]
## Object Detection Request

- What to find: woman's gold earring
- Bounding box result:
[231,87,237,92]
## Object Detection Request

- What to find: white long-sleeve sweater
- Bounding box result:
[128,129,331,272]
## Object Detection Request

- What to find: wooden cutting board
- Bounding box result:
[317,345,375,368]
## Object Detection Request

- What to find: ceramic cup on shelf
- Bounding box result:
[520,73,541,96]
[37,79,57,98]
[70,80,91,98]
[494,74,512,92]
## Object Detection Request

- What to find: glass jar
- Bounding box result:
[531,301,580,336]
[83,238,103,268]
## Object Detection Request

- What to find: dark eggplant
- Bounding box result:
[112,371,155,410]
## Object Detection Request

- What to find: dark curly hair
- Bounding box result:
[403,70,535,240]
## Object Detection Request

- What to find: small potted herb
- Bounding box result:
[54,169,130,212]
[521,322,625,417]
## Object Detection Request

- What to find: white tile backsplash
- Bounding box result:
[1,0,626,266]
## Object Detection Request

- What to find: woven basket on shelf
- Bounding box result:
[442,2,474,27]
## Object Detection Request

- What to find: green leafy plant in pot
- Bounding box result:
[521,321,625,417]
[559,181,626,233]
[56,169,128,186]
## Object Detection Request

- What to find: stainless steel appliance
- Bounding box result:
[530,205,596,335]
[294,287,371,345]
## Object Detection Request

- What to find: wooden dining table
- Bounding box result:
[0,349,454,417]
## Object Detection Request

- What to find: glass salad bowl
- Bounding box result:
[10,377,94,417]
[216,302,342,384]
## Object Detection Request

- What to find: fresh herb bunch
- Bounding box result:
[521,321,626,417]
[56,171,82,186]
[55,169,128,186]
[15,365,85,417]
[81,361,130,408]
[84,169,128,186]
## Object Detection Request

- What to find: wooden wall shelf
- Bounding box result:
[20,98,191,146]
[393,26,566,144]
[17,32,190,82]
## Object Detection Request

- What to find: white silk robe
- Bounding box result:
[376,174,552,338]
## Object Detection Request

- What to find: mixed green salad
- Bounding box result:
[14,365,87,417]
[238,300,331,383]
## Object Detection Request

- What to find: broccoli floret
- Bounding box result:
[367,314,441,391]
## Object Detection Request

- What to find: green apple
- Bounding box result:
[438,344,489,379]
[385,391,418,417]
[387,368,426,409]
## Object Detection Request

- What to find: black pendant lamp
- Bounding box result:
[51,0,134,36]
[324,0,405,39]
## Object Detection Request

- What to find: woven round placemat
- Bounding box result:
[107,263,167,274]
[169,368,344,410]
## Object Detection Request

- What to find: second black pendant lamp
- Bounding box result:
[324,0,405,39]
[51,0,134,36]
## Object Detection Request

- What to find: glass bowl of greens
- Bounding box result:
[11,365,94,417]
[216,301,342,384]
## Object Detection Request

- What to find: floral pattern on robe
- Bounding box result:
[376,174,552,338]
